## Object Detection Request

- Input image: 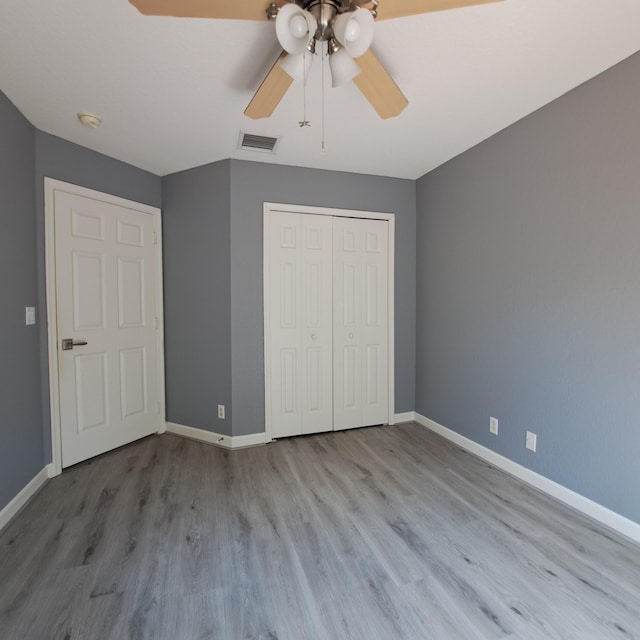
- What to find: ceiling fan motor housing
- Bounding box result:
[302,0,341,41]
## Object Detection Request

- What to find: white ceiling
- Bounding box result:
[1,1,639,179]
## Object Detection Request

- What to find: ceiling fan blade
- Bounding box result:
[353,50,408,119]
[244,52,293,119]
[359,0,502,20]
[129,0,285,20]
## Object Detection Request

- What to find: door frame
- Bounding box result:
[263,202,395,443]
[44,178,166,476]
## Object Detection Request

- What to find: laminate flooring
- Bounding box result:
[1,423,639,639]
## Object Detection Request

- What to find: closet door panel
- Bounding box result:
[269,212,333,438]
[333,217,363,430]
[334,217,389,430]
[269,212,303,437]
[362,220,389,426]
[301,214,333,434]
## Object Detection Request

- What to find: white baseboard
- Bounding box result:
[0,467,49,532]
[165,422,266,450]
[394,411,416,424]
[413,413,640,545]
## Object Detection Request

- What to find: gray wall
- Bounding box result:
[0,92,42,511]
[416,51,640,523]
[229,160,416,436]
[162,161,232,435]
[34,132,162,461]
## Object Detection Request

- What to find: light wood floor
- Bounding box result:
[1,423,639,639]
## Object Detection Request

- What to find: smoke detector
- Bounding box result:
[77,112,102,129]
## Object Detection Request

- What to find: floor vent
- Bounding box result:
[238,132,280,153]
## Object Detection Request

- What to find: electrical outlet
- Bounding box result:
[25,307,36,326]
[489,417,499,435]
[526,431,537,452]
[217,404,225,420]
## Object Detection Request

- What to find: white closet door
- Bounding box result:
[301,214,334,434]
[268,211,333,438]
[360,219,389,426]
[333,217,388,430]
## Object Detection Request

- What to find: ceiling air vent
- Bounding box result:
[238,132,280,154]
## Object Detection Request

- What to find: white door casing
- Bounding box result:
[264,203,395,442]
[267,211,333,438]
[45,179,165,473]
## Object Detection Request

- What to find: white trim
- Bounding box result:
[386,216,395,427]
[263,202,396,441]
[44,178,165,474]
[264,202,394,221]
[263,207,272,442]
[414,413,640,545]
[154,214,167,433]
[394,411,416,424]
[165,422,266,450]
[0,467,49,532]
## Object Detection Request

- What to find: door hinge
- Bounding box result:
[153,232,158,246]
[156,402,161,414]
[154,317,159,330]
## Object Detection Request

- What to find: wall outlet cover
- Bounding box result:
[490,417,499,435]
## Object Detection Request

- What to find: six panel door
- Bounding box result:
[268,211,389,437]
[55,191,162,467]
[333,217,389,430]
[268,211,334,438]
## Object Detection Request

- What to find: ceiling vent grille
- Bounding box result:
[238,132,280,153]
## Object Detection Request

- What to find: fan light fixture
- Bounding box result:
[328,42,361,87]
[275,3,317,55]
[279,49,315,84]
[332,7,374,58]
[274,2,375,89]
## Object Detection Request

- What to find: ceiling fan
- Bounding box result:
[129,0,502,120]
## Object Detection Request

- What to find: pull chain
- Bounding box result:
[298,50,310,127]
[321,41,326,152]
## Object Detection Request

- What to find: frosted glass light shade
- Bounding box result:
[278,51,314,84]
[276,3,317,55]
[329,48,361,87]
[289,14,308,38]
[332,8,374,58]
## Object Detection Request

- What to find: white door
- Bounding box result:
[267,211,333,438]
[266,207,390,438]
[333,217,388,430]
[53,189,163,467]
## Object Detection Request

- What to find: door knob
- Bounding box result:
[311,333,317,340]
[348,332,354,339]
[61,339,88,351]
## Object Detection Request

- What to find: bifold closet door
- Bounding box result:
[333,216,389,430]
[268,211,333,438]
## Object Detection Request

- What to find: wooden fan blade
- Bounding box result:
[353,50,408,119]
[244,52,293,119]
[129,0,285,20]
[359,0,502,20]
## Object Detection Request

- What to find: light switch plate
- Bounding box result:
[526,431,537,452]
[25,307,36,326]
